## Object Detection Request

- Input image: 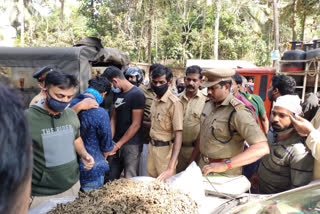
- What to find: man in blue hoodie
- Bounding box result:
[70,76,114,191]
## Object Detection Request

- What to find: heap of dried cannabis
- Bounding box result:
[48,179,199,214]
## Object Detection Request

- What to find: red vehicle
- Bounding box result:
[236,67,275,119]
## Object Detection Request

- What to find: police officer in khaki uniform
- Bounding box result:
[190,68,269,176]
[147,65,184,182]
[29,65,57,106]
[139,64,158,176]
[176,65,206,173]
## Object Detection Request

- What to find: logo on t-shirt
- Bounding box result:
[114,98,126,108]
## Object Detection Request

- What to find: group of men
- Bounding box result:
[2,62,320,213]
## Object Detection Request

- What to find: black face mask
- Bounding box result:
[267,89,273,101]
[152,83,169,98]
[177,85,185,93]
[46,90,70,113]
[129,80,138,86]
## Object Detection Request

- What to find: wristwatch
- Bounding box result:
[225,159,232,169]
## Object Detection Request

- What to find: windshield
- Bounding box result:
[235,183,320,214]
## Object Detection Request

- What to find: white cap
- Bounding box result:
[274,95,302,114]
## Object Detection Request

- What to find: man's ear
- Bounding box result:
[168,79,173,86]
[225,83,231,90]
[41,88,48,98]
[274,88,280,95]
[38,82,44,89]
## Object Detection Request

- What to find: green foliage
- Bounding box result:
[4,0,320,67]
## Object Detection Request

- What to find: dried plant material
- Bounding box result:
[48,179,199,214]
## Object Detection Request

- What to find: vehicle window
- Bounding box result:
[259,75,267,101]
[236,184,320,213]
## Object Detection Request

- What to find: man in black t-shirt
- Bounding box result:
[103,66,146,181]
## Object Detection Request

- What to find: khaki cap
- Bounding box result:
[202,68,235,88]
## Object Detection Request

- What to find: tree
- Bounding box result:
[199,0,206,60]
[60,0,65,21]
[213,0,221,60]
[272,0,279,51]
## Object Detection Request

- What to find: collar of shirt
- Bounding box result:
[181,89,202,101]
[157,88,172,103]
[215,93,233,107]
[146,82,153,90]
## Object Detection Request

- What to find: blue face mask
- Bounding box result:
[83,88,104,105]
[46,90,70,113]
[111,86,121,94]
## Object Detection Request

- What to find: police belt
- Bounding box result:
[201,154,228,164]
[150,139,173,147]
[182,141,196,147]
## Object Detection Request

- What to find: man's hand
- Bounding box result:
[290,114,315,137]
[106,142,120,156]
[81,98,99,110]
[201,162,228,176]
[157,168,175,182]
[81,153,95,170]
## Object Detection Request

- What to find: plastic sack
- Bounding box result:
[167,162,205,202]
[28,196,77,214]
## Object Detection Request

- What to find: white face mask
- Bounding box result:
[111,86,121,93]
[230,86,233,95]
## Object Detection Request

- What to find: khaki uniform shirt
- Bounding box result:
[139,83,156,121]
[200,93,267,160]
[29,92,44,107]
[306,109,320,180]
[178,90,206,144]
[150,89,184,142]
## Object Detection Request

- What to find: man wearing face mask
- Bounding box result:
[176,65,206,173]
[147,65,184,182]
[69,76,114,191]
[26,70,95,209]
[124,67,143,87]
[257,95,313,194]
[175,77,186,94]
[267,75,296,102]
[104,66,145,181]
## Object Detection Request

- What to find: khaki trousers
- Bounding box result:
[176,146,195,173]
[147,143,176,178]
[29,181,80,209]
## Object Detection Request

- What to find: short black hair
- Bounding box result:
[232,73,242,85]
[149,63,164,74]
[151,65,173,82]
[218,80,232,87]
[0,83,32,213]
[102,66,125,81]
[186,65,203,79]
[44,70,79,89]
[176,77,184,86]
[271,75,296,95]
[88,76,111,94]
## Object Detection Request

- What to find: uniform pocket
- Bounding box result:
[211,118,232,143]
